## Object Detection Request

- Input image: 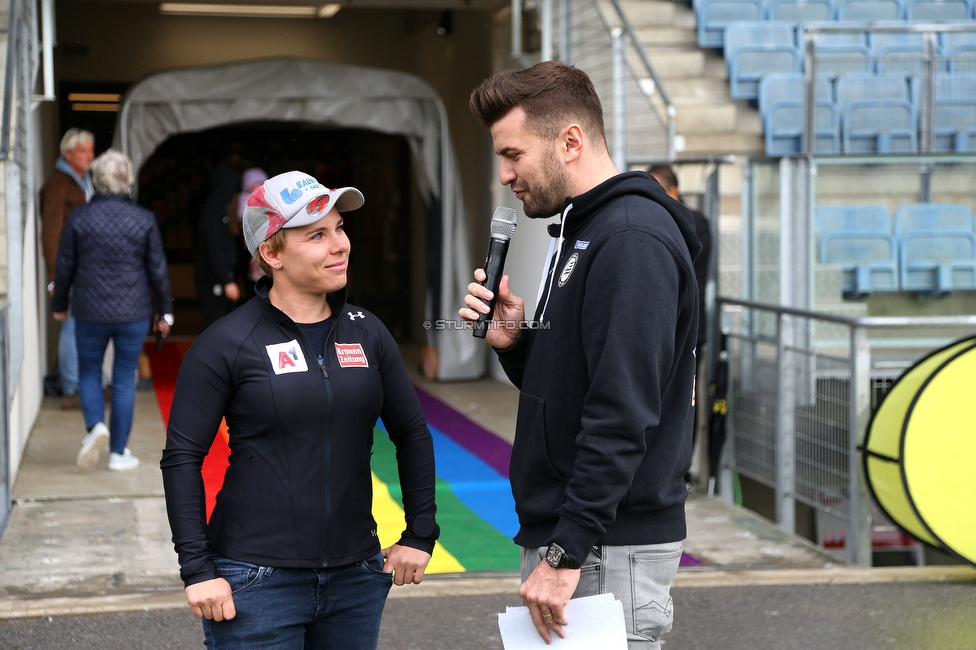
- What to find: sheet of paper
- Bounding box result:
[497,593,627,650]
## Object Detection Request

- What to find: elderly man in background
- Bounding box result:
[40,128,95,410]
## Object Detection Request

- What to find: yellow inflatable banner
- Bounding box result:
[863,335,976,566]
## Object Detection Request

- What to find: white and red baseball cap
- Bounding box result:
[242,171,364,255]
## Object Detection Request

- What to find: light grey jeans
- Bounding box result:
[521,542,683,650]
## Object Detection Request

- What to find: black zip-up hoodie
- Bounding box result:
[161,278,439,587]
[496,171,700,563]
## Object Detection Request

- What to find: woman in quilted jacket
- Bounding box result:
[51,149,173,472]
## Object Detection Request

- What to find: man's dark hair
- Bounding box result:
[469,61,606,147]
[648,165,678,192]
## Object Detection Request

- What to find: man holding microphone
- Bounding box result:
[459,61,701,649]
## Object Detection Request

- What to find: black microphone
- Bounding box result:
[473,207,518,339]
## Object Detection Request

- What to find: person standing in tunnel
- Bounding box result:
[162,171,438,649]
[195,165,242,329]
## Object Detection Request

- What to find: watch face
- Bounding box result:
[546,545,561,565]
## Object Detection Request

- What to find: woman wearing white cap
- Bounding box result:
[161,171,438,649]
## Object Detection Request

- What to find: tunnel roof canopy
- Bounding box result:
[113,57,481,380]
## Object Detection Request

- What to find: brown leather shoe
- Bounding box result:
[61,393,82,410]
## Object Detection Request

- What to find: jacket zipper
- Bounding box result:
[319,310,341,567]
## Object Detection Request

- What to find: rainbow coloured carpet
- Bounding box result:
[146,340,699,574]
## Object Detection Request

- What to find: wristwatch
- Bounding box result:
[544,543,581,570]
[161,313,175,326]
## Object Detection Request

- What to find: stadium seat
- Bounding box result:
[871,22,930,76]
[820,233,900,295]
[760,73,840,154]
[934,74,976,152]
[767,0,834,21]
[725,22,802,99]
[697,0,764,48]
[894,202,973,235]
[815,205,893,234]
[816,205,897,296]
[837,73,918,153]
[900,232,976,293]
[905,0,971,21]
[942,27,976,72]
[801,22,874,76]
[835,0,903,20]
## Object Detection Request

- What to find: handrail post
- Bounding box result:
[803,28,816,156]
[775,312,796,534]
[510,0,523,58]
[541,0,553,62]
[919,30,938,155]
[611,27,627,172]
[849,325,873,567]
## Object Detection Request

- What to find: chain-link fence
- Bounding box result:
[719,298,976,565]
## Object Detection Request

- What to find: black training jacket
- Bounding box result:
[161,279,439,587]
[496,171,700,564]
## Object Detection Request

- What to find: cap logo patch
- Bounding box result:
[307,194,331,215]
[279,188,303,205]
[266,340,308,374]
[335,343,369,368]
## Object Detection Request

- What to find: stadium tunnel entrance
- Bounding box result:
[137,122,423,341]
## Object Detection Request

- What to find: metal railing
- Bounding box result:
[551,0,676,165]
[717,297,976,566]
[800,22,976,155]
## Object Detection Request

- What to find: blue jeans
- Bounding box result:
[203,553,393,650]
[58,313,79,395]
[75,319,149,454]
[521,542,683,650]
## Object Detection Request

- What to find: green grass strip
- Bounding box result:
[372,428,519,572]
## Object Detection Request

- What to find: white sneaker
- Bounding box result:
[77,423,109,470]
[108,450,140,472]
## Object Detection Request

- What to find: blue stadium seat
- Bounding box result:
[871,22,929,75]
[868,20,925,76]
[815,205,893,234]
[820,233,900,295]
[900,232,976,293]
[905,0,971,21]
[768,0,834,21]
[942,27,976,71]
[760,73,839,154]
[835,0,903,20]
[837,73,918,153]
[934,74,976,152]
[697,0,764,48]
[802,22,874,76]
[894,202,973,235]
[816,205,897,296]
[725,22,802,98]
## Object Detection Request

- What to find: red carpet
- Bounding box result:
[145,340,229,520]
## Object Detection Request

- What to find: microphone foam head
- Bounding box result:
[489,207,518,240]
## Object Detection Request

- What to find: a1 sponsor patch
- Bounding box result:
[265,340,309,374]
[335,342,369,368]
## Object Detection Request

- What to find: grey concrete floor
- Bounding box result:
[2,582,976,650]
[1,344,975,648]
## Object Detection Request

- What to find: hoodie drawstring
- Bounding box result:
[537,202,573,324]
